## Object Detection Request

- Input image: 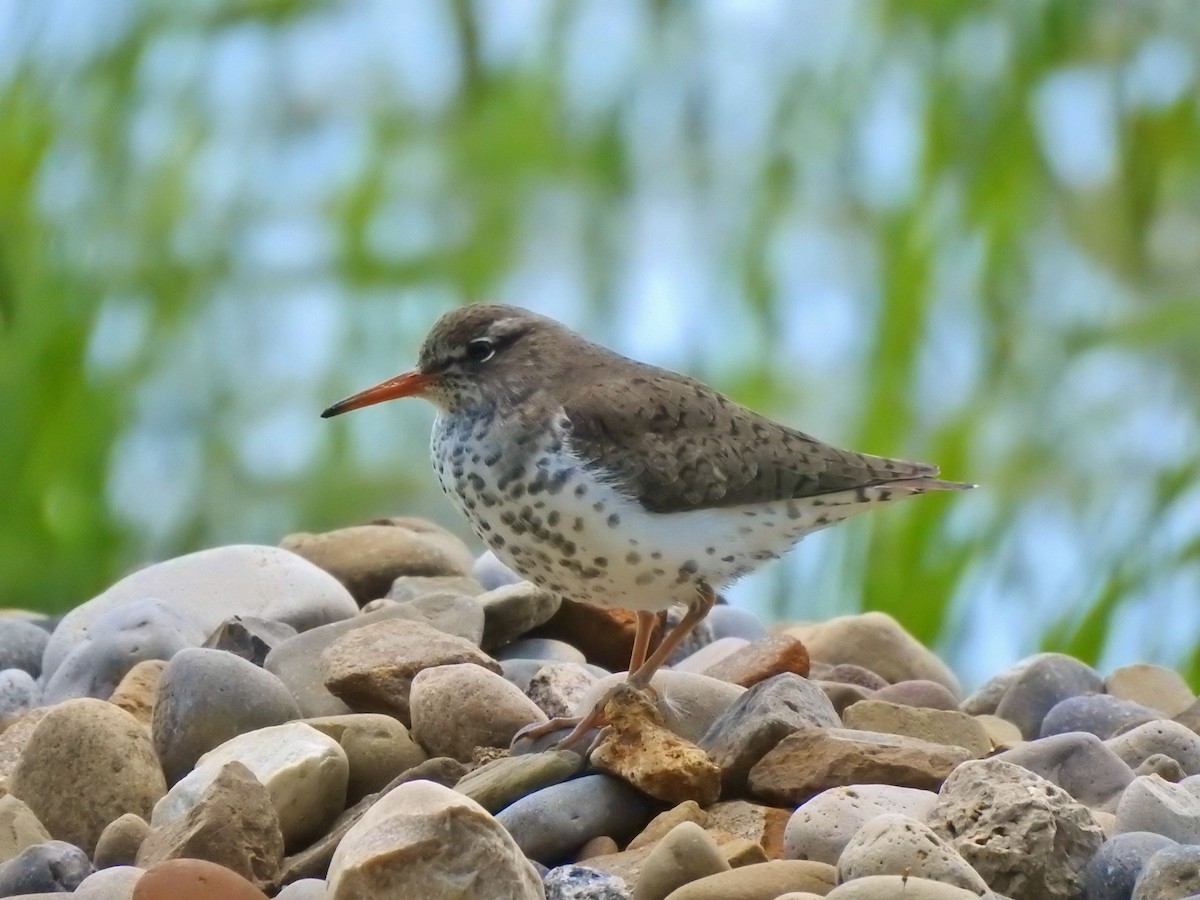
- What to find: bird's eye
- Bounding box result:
[466,338,495,363]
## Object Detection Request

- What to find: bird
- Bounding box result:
[322,304,972,745]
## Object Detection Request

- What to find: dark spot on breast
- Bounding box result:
[547,511,560,527]
[574,483,588,497]
[607,513,620,528]
[594,557,608,567]
[626,551,641,565]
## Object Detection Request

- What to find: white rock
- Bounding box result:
[73,865,145,899]
[784,784,938,864]
[1116,774,1200,843]
[328,779,544,900]
[825,875,985,899]
[837,813,988,893]
[152,721,348,850]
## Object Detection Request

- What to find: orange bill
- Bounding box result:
[321,370,433,418]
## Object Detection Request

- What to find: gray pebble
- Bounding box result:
[1133,844,1200,899]
[0,840,92,894]
[479,582,562,651]
[1116,775,1200,843]
[275,877,330,900]
[497,639,586,664]
[1108,721,1200,777]
[995,731,1135,810]
[153,647,302,784]
[202,615,297,667]
[0,669,40,718]
[993,653,1103,739]
[495,774,650,864]
[472,550,523,590]
[544,864,632,899]
[388,575,484,603]
[0,620,49,678]
[1082,831,1177,900]
[1040,693,1160,739]
[706,605,768,641]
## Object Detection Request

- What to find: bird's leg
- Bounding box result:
[627,582,716,690]
[628,610,658,672]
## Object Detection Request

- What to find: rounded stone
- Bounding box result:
[870,679,960,710]
[992,653,1104,740]
[526,663,600,719]
[0,669,40,719]
[496,773,651,864]
[635,821,729,900]
[1108,720,1200,777]
[1133,844,1200,899]
[706,606,768,642]
[410,663,548,761]
[328,779,543,900]
[824,875,985,899]
[1107,663,1195,718]
[995,731,1135,810]
[496,638,586,664]
[657,859,836,899]
[303,713,428,802]
[1082,831,1177,900]
[0,794,51,864]
[1115,774,1200,843]
[153,647,302,784]
[94,813,152,869]
[478,581,562,650]
[133,858,267,900]
[0,839,91,894]
[74,865,145,899]
[454,750,583,813]
[9,699,166,855]
[784,784,939,864]
[836,813,988,893]
[1040,693,1160,739]
[108,659,167,726]
[545,864,632,900]
[471,550,523,591]
[275,878,330,900]
[0,619,49,678]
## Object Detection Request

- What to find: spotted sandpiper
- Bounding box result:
[323,305,972,743]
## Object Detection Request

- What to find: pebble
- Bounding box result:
[1106,663,1196,718]
[748,726,970,806]
[387,574,484,603]
[409,663,548,761]
[974,713,1023,749]
[705,606,768,642]
[699,673,840,789]
[579,836,621,860]
[657,859,837,899]
[136,760,284,890]
[9,698,165,855]
[471,550,523,591]
[1082,831,1177,900]
[455,749,582,813]
[1131,843,1200,898]
[497,638,588,664]
[328,778,543,899]
[526,663,600,719]
[841,699,991,757]
[816,681,875,715]
[108,659,167,725]
[1040,692,1160,739]
[836,813,989,893]
[274,878,330,900]
[152,647,301,784]
[43,544,358,680]
[533,601,664,672]
[153,721,348,851]
[202,616,297,667]
[628,802,709,851]
[0,840,91,895]
[94,813,152,869]
[545,864,633,900]
[478,582,562,651]
[0,619,49,678]
[870,679,960,710]
[992,652,1104,739]
[705,801,790,860]
[304,713,428,802]
[927,758,1104,899]
[1108,719,1200,777]
[133,857,268,900]
[582,671,746,744]
[813,663,889,692]
[823,875,986,899]
[321,618,500,723]
[995,731,1135,809]
[1115,774,1200,843]
[635,822,728,900]
[783,784,938,864]
[0,669,39,719]
[0,795,50,864]
[74,865,145,900]
[785,612,961,696]
[702,634,809,688]
[496,774,651,864]
[673,638,751,674]
[280,520,474,603]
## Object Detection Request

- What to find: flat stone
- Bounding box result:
[133,858,267,900]
[328,778,543,899]
[699,674,840,790]
[958,653,1050,716]
[992,653,1104,739]
[94,813,151,869]
[783,784,938,864]
[532,601,665,672]
[410,663,547,761]
[455,750,582,813]
[202,616,297,667]
[108,659,167,726]
[153,721,348,852]
[995,731,1136,809]
[823,875,985,899]
[841,699,991,757]
[590,685,721,807]
[0,620,48,678]
[701,635,809,689]
[1040,693,1160,739]
[74,865,146,900]
[545,864,632,900]
[496,773,651,865]
[43,544,358,680]
[0,670,39,720]
[706,607,768,642]
[281,519,473,604]
[785,612,961,697]
[1132,843,1200,899]
[582,672,746,744]
[628,802,709,851]
[9,699,165,855]
[0,795,50,864]
[837,813,988,893]
[527,663,600,719]
[322,618,499,723]
[927,758,1104,899]
[1082,831,1177,900]
[870,679,960,710]
[1116,774,1200,843]
[0,840,92,895]
[657,859,836,899]
[153,647,301,784]
[479,582,562,651]
[635,821,728,900]
[704,801,789,860]
[304,713,428,802]
[1106,664,1195,718]
[137,761,284,890]
[748,727,970,806]
[1109,720,1200,777]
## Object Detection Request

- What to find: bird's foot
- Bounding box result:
[512,680,662,754]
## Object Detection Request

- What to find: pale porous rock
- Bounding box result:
[1115,774,1200,843]
[995,731,1135,810]
[74,865,145,899]
[0,839,92,895]
[322,619,499,723]
[133,857,268,900]
[1131,844,1200,899]
[304,713,428,802]
[590,685,721,806]
[0,795,50,864]
[479,582,562,651]
[153,721,348,851]
[748,727,970,806]
[927,758,1104,899]
[581,671,745,744]
[544,864,632,900]
[704,801,790,860]
[991,652,1104,739]
[783,784,939,864]
[153,647,301,785]
[94,813,152,869]
[526,663,600,719]
[823,875,986,899]
[281,519,474,604]
[674,638,750,674]
[785,612,961,697]
[328,778,544,900]
[701,634,810,688]
[1106,663,1195,718]
[202,616,296,667]
[8,698,165,855]
[657,859,836,899]
[136,761,283,890]
[836,813,989,894]
[42,544,358,680]
[634,821,728,900]
[699,673,840,790]
[1107,719,1200,777]
[410,663,547,761]
[109,659,167,726]
[841,699,991,758]
[454,749,582,813]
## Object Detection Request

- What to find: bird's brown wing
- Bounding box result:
[562,373,941,513]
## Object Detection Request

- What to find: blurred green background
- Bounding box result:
[3,0,1200,687]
